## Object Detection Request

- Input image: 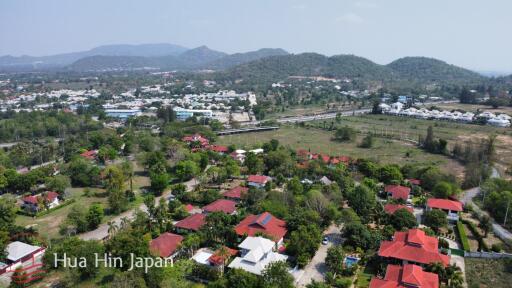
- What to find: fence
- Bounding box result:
[464,251,512,259]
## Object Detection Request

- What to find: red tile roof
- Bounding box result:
[223,186,248,199]
[175,213,206,231]
[80,150,97,160]
[427,198,463,212]
[234,212,287,242]
[208,145,229,153]
[202,199,237,214]
[247,175,270,184]
[385,185,411,200]
[378,229,450,266]
[149,232,184,258]
[384,204,414,215]
[182,134,209,146]
[23,191,59,205]
[184,204,194,212]
[408,178,422,186]
[370,264,439,288]
[208,246,238,266]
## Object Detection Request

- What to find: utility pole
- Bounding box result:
[504,197,511,227]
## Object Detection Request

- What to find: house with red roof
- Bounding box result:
[80,150,97,160]
[149,232,184,263]
[378,229,450,267]
[208,145,229,154]
[175,213,206,233]
[223,186,248,202]
[202,199,237,215]
[247,175,271,189]
[370,264,439,288]
[426,198,463,222]
[385,185,411,201]
[21,192,60,212]
[407,178,422,186]
[234,212,287,245]
[182,134,210,147]
[384,204,414,215]
[192,246,238,269]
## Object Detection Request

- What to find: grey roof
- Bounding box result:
[6,241,41,262]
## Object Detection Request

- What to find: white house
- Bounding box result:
[228,236,288,275]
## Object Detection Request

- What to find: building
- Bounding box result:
[385,185,411,201]
[207,145,229,154]
[384,204,414,215]
[202,199,237,215]
[80,150,98,160]
[407,178,422,186]
[228,236,288,275]
[0,242,45,275]
[370,264,438,288]
[223,186,248,202]
[21,192,60,212]
[247,175,271,189]
[174,107,213,121]
[149,232,184,264]
[182,134,209,147]
[175,213,206,233]
[378,229,450,267]
[192,247,238,269]
[105,109,141,119]
[426,198,463,222]
[234,212,287,245]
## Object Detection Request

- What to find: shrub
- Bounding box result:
[456,221,470,251]
[491,243,503,252]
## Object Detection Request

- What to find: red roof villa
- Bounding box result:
[22,191,60,212]
[426,198,463,222]
[149,232,183,262]
[247,175,271,188]
[370,264,439,288]
[385,185,411,201]
[80,150,97,160]
[182,134,209,147]
[378,229,450,267]
[208,145,229,154]
[175,213,206,233]
[202,199,237,215]
[223,186,248,201]
[234,212,287,245]
[384,204,414,215]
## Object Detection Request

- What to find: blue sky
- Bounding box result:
[1,0,511,71]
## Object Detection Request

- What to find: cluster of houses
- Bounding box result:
[380,102,511,127]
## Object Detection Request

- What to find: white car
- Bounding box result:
[322,236,329,245]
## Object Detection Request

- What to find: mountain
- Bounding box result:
[68,46,288,71]
[205,48,289,70]
[386,57,484,82]
[221,53,395,82]
[0,43,188,69]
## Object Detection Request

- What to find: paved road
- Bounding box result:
[294,224,342,287]
[79,178,198,241]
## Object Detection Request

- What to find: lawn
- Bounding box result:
[217,125,464,176]
[356,265,375,288]
[465,258,512,288]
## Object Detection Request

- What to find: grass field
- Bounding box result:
[217,125,464,176]
[465,258,512,288]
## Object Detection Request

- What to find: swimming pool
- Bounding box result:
[344,256,360,267]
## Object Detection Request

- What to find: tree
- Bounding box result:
[262,261,294,288]
[87,203,104,230]
[359,134,374,148]
[325,246,345,276]
[347,185,376,222]
[479,215,492,237]
[45,175,71,195]
[120,161,134,195]
[104,166,127,214]
[379,165,403,183]
[150,172,169,196]
[342,222,375,250]
[0,195,17,231]
[286,225,322,267]
[0,230,9,261]
[389,209,417,230]
[245,153,264,174]
[175,160,200,181]
[98,145,117,163]
[223,268,261,288]
[424,209,448,232]
[334,126,356,142]
[432,181,455,199]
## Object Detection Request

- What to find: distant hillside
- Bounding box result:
[0,43,188,69]
[205,48,289,70]
[69,46,288,71]
[387,57,484,82]
[222,53,395,82]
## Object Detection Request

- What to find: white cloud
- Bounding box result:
[354,1,378,9]
[336,13,364,24]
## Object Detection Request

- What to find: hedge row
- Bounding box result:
[462,219,489,251]
[456,221,470,251]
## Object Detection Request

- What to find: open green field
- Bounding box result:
[217,125,464,176]
[465,258,512,288]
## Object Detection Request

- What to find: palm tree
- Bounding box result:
[216,246,231,276]
[426,262,446,283]
[448,271,464,288]
[373,202,386,226]
[120,217,130,229]
[107,221,117,239]
[479,215,492,237]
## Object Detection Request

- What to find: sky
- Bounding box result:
[1,0,511,72]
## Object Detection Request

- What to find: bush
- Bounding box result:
[456,221,470,251]
[491,243,503,252]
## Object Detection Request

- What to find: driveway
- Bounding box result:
[450,255,466,287]
[294,224,342,287]
[79,178,198,241]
